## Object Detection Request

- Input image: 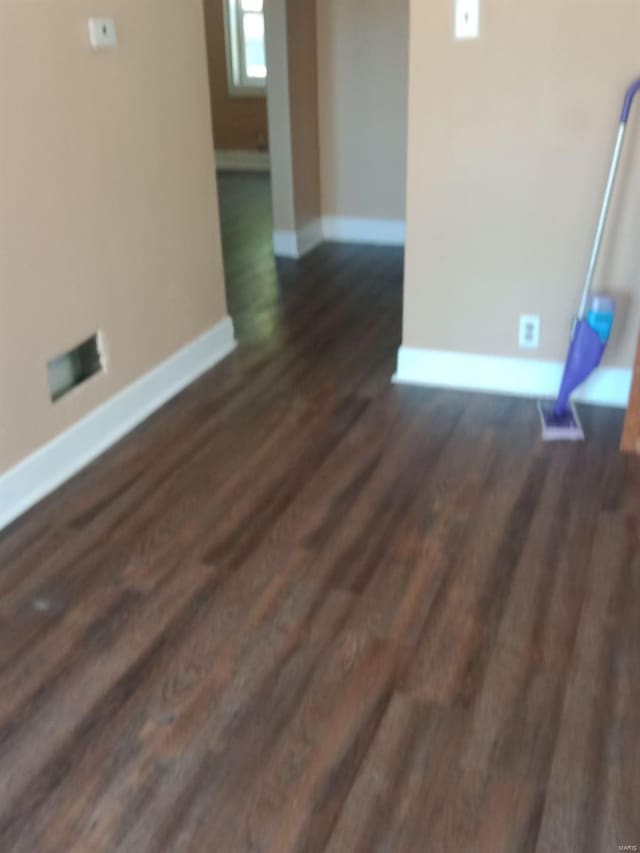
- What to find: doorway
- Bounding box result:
[203,0,408,339]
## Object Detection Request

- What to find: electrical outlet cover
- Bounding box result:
[519,315,540,349]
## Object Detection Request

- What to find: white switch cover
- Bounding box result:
[455,0,480,39]
[519,315,541,350]
[88,17,118,49]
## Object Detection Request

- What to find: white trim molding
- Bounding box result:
[272,219,323,259]
[272,230,299,258]
[215,149,270,173]
[322,217,406,246]
[393,346,631,409]
[273,217,405,258]
[297,220,324,256]
[0,317,236,532]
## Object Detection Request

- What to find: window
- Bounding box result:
[224,0,267,95]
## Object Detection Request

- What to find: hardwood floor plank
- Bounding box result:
[324,693,468,853]
[183,631,403,853]
[121,585,357,852]
[534,513,640,852]
[0,558,221,852]
[414,443,605,851]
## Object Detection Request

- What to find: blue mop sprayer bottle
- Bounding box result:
[586,294,616,343]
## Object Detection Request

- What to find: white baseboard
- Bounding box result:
[215,149,270,173]
[297,219,324,256]
[0,317,236,532]
[272,230,299,259]
[273,219,323,259]
[393,346,631,408]
[273,216,404,258]
[322,216,406,246]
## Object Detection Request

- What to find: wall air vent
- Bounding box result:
[47,333,105,402]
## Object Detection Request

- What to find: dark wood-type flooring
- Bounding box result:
[1,172,639,852]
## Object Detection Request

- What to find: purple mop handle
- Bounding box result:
[621,79,640,123]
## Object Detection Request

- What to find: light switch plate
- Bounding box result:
[455,0,480,40]
[88,17,118,49]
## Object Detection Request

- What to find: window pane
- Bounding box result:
[242,13,266,79]
[240,0,263,11]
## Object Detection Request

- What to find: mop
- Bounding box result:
[539,77,640,441]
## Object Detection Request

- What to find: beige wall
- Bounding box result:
[287,0,321,230]
[403,0,640,367]
[203,0,269,151]
[265,0,296,232]
[316,0,409,221]
[265,0,321,235]
[0,0,228,475]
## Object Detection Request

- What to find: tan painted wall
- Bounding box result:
[265,0,296,232]
[403,0,640,367]
[316,0,409,221]
[287,0,321,230]
[203,0,269,151]
[0,0,228,475]
[265,0,321,235]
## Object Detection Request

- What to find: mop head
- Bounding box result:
[538,400,584,442]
